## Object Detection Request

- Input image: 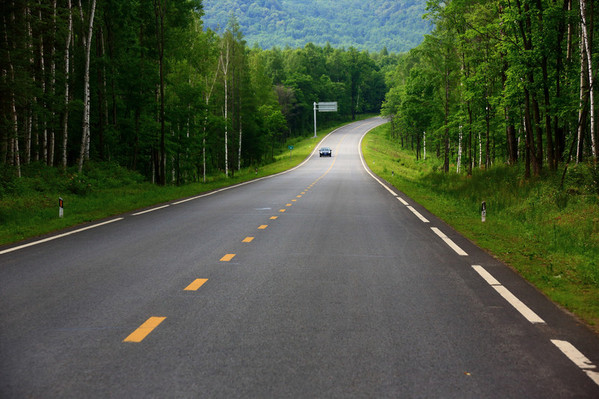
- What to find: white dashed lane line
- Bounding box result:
[407,206,429,223]
[431,227,468,256]
[551,340,599,387]
[472,265,545,324]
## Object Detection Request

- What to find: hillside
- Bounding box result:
[202,0,432,53]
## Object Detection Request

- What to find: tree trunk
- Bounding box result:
[49,0,57,166]
[4,13,21,177]
[62,0,73,170]
[78,0,97,173]
[580,0,597,160]
[535,0,555,170]
[577,19,589,164]
[37,2,48,164]
[221,40,230,177]
[156,0,166,185]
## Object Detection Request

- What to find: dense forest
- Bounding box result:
[0,0,395,187]
[202,0,432,53]
[383,0,599,177]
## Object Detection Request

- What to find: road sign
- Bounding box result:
[317,102,338,112]
[288,145,294,150]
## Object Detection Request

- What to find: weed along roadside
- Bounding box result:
[362,123,599,333]
[0,118,372,248]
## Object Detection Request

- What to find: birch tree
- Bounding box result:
[78,0,96,173]
[62,0,73,170]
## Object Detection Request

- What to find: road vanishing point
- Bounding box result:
[1,117,599,398]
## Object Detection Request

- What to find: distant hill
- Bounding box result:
[201,0,432,53]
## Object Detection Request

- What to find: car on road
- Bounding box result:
[319,147,332,157]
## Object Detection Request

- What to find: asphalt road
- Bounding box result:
[2,117,599,398]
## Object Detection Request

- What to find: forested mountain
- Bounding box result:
[202,0,432,53]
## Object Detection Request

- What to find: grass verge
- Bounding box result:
[0,118,365,247]
[362,123,599,332]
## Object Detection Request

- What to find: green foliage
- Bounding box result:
[202,0,432,53]
[384,0,599,175]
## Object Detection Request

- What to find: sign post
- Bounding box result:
[288,145,294,157]
[313,101,338,138]
[313,102,317,138]
[59,197,64,218]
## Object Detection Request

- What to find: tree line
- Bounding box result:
[382,0,598,177]
[1,0,393,186]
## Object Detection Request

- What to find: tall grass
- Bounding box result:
[363,123,599,330]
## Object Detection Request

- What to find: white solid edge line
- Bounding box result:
[472,265,501,286]
[407,206,429,223]
[358,125,398,197]
[551,340,599,386]
[430,227,468,256]
[132,204,170,216]
[397,196,409,206]
[0,218,124,255]
[493,285,546,324]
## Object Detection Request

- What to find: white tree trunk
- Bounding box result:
[78,0,96,173]
[220,40,230,177]
[577,25,586,163]
[62,0,73,169]
[580,0,597,159]
[38,2,48,164]
[26,6,34,164]
[457,126,463,173]
[4,13,21,177]
[49,0,57,166]
[238,114,242,171]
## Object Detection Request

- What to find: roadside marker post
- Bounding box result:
[59,197,64,218]
[481,201,486,222]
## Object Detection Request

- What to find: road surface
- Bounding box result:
[2,117,599,398]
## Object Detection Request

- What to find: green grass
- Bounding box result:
[362,123,599,331]
[0,119,362,246]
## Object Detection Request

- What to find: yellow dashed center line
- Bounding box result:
[220,254,236,261]
[243,236,254,242]
[258,225,268,230]
[286,203,292,207]
[184,279,208,291]
[301,192,306,195]
[123,317,166,343]
[296,195,302,198]
[279,209,286,212]
[292,199,297,202]
[270,216,278,220]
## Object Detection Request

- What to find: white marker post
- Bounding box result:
[59,197,64,218]
[481,201,486,222]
